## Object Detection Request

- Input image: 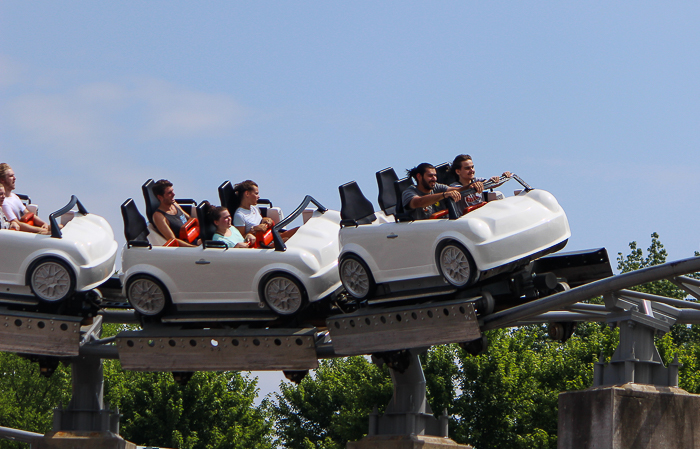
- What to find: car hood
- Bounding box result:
[465,189,566,235]
[59,213,117,264]
[285,209,341,267]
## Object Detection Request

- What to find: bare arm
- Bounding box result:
[15,220,49,234]
[234,225,248,237]
[409,190,461,210]
[153,212,196,247]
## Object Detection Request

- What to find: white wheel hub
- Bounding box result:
[440,245,472,287]
[129,278,166,316]
[31,261,72,302]
[341,259,370,299]
[264,277,303,315]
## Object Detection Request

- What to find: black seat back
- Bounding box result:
[393,177,415,215]
[376,167,399,215]
[218,181,241,216]
[142,179,161,224]
[339,181,376,226]
[196,201,217,242]
[121,198,149,242]
[435,162,454,186]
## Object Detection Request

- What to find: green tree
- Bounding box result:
[452,324,618,449]
[103,365,273,449]
[272,356,393,449]
[0,353,72,449]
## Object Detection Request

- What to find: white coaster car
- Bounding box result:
[337,171,571,301]
[0,196,118,307]
[119,193,342,321]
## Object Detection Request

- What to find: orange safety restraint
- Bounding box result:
[20,212,35,226]
[463,202,487,215]
[164,239,180,247]
[252,229,274,248]
[430,210,449,219]
[178,218,200,244]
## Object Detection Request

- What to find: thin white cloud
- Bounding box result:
[135,79,245,139]
[0,55,25,88]
[4,78,246,156]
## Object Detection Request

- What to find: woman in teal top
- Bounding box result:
[210,206,256,248]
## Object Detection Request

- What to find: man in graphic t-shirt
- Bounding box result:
[401,163,463,221]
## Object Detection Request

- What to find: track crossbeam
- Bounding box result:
[327,298,482,356]
[115,327,319,371]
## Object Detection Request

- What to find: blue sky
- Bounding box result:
[2,2,699,399]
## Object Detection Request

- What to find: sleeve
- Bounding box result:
[232,209,245,227]
[2,203,18,222]
[402,188,418,210]
[434,183,449,193]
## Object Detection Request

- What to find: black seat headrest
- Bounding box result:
[196,201,217,242]
[142,179,161,224]
[376,167,399,215]
[435,162,454,186]
[121,198,149,242]
[218,181,241,216]
[339,181,376,226]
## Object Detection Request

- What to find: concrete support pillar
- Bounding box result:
[558,383,700,448]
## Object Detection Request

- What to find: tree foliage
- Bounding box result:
[272,356,393,449]
[0,353,71,449]
[103,364,273,449]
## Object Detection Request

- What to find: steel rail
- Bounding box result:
[0,426,42,444]
[616,289,700,311]
[482,256,700,331]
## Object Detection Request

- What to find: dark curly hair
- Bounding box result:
[406,163,435,181]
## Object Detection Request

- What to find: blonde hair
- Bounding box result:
[0,163,10,181]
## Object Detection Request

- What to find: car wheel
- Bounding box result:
[262,273,306,316]
[29,259,75,303]
[339,255,376,300]
[438,242,475,288]
[127,275,169,316]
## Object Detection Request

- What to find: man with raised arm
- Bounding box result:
[401,163,464,220]
[448,154,511,214]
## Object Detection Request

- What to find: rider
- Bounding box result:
[0,163,50,234]
[233,180,297,241]
[0,184,20,230]
[152,179,200,247]
[448,154,511,214]
[209,205,256,248]
[402,163,462,220]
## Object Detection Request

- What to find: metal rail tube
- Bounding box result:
[78,344,120,359]
[564,303,608,313]
[617,289,700,311]
[99,310,139,324]
[510,311,609,326]
[315,344,337,359]
[0,426,43,444]
[482,257,700,331]
[677,309,700,324]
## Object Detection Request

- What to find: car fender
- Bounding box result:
[23,249,81,286]
[253,262,312,302]
[339,243,380,275]
[121,263,178,299]
[431,230,483,271]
